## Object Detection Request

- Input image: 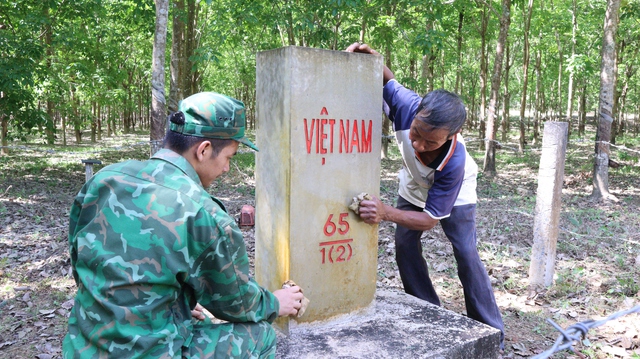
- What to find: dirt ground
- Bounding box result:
[0,131,639,358]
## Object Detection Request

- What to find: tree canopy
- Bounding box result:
[1,0,639,155]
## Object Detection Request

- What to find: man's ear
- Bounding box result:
[448,130,461,141]
[195,140,212,162]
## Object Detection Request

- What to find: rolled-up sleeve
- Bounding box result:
[187,208,279,324]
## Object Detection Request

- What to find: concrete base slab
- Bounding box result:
[276,289,501,359]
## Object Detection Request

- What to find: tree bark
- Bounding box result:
[70,86,82,144]
[518,0,533,153]
[615,49,638,138]
[468,76,478,130]
[532,0,543,146]
[1,113,8,155]
[549,0,563,118]
[611,40,625,144]
[518,0,533,152]
[591,0,620,201]
[565,0,578,136]
[578,81,587,136]
[169,0,185,113]
[43,5,56,145]
[91,101,96,143]
[421,21,436,93]
[62,114,66,146]
[501,37,511,142]
[455,11,464,94]
[483,0,511,176]
[97,103,102,141]
[359,11,366,42]
[184,0,200,96]
[477,3,489,151]
[381,46,392,160]
[151,0,169,156]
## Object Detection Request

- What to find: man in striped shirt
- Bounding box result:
[347,43,504,349]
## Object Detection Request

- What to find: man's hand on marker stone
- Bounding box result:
[358,196,386,224]
[273,285,305,317]
[345,42,379,55]
[345,42,394,84]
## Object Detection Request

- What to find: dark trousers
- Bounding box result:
[394,196,505,347]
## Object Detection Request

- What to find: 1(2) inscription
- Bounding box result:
[319,212,353,264]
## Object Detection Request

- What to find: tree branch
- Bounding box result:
[475,0,501,18]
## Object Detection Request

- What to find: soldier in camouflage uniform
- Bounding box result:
[63,92,304,358]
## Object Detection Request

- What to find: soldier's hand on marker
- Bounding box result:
[273,285,305,317]
[191,303,207,321]
[345,42,379,55]
[358,196,386,224]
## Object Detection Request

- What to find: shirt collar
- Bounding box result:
[415,137,457,171]
[152,148,202,186]
[151,148,229,213]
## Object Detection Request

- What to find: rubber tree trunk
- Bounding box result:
[518,0,533,153]
[169,0,185,113]
[483,0,511,177]
[455,11,464,94]
[381,46,392,160]
[151,0,169,157]
[611,40,622,144]
[501,38,511,142]
[91,101,97,143]
[43,5,56,145]
[565,0,578,137]
[550,0,563,119]
[477,3,488,150]
[185,0,200,96]
[615,49,638,138]
[578,81,587,136]
[592,0,621,201]
[1,114,8,155]
[421,21,436,93]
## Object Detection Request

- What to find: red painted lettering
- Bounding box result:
[319,239,354,264]
[336,245,346,262]
[328,119,336,153]
[324,214,337,236]
[361,120,372,153]
[315,118,320,154]
[350,120,360,153]
[304,117,374,158]
[320,119,328,154]
[338,213,350,235]
[319,238,354,246]
[304,119,315,154]
[320,107,328,115]
[339,120,349,153]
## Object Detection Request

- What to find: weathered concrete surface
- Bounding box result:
[275,289,501,359]
[529,121,568,288]
[255,46,384,329]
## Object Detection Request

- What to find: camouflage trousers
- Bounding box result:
[184,318,276,359]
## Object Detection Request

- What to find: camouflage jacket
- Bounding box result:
[63,149,279,358]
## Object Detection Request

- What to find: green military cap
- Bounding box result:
[170,92,258,151]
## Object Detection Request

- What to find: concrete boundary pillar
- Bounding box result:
[529,121,568,289]
[254,46,383,331]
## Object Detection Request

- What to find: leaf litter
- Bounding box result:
[0,133,639,358]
